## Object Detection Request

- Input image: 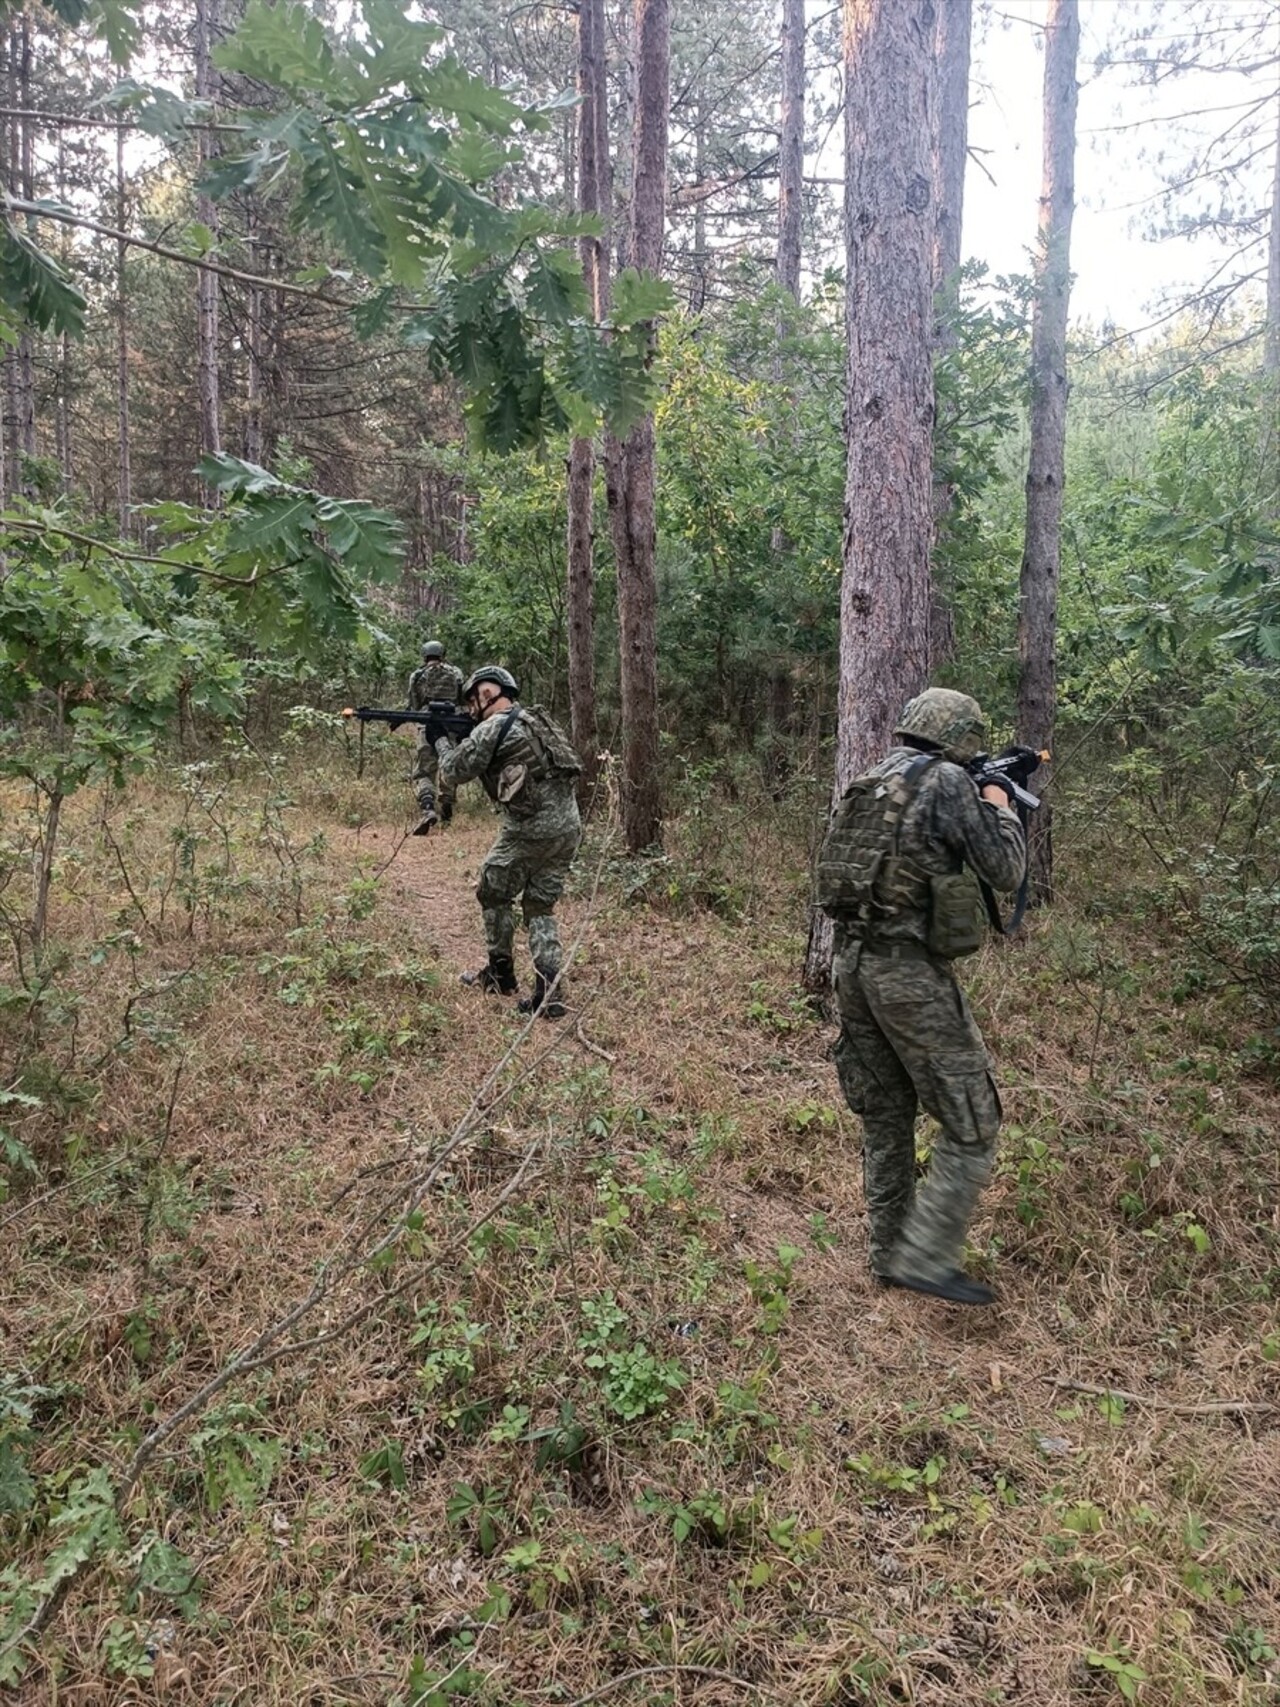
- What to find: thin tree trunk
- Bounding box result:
[933,0,970,302]
[1016,0,1079,906]
[16,19,36,472]
[116,118,132,535]
[804,0,937,992]
[55,133,72,490]
[0,32,12,504]
[195,0,222,481]
[1266,78,1280,377]
[605,0,668,854]
[691,111,707,314]
[928,0,972,670]
[245,208,264,463]
[777,0,805,301]
[566,0,609,810]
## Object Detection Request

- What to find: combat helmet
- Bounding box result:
[462,663,519,701]
[894,688,987,764]
[421,640,446,660]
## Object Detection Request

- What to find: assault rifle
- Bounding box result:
[342,702,474,776]
[966,743,1048,814]
[965,743,1050,935]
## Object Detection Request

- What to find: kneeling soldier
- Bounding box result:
[440,666,582,1017]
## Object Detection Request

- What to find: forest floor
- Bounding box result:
[0,744,1277,1706]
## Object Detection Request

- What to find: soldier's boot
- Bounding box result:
[413,789,438,836]
[439,797,454,825]
[460,955,518,995]
[887,1270,995,1307]
[517,965,566,1020]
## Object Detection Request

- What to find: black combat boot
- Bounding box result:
[412,807,438,836]
[888,1269,995,1307]
[439,798,454,825]
[517,967,567,1020]
[460,955,518,995]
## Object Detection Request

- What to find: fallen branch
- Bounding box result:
[1048,1378,1274,1418]
[574,1020,616,1063]
[555,1665,779,1706]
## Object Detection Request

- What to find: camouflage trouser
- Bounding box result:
[476,827,580,976]
[412,733,456,813]
[833,941,1001,1284]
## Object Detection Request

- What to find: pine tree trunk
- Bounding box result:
[777,0,805,301]
[1016,0,1079,906]
[933,0,970,300]
[0,32,13,504]
[195,0,223,481]
[1267,82,1280,377]
[16,19,36,473]
[566,0,609,811]
[928,0,972,670]
[605,0,668,854]
[54,134,72,490]
[245,208,264,464]
[116,118,132,535]
[803,0,937,992]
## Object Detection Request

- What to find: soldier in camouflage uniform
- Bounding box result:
[829,688,1026,1305]
[407,641,465,835]
[439,665,582,1018]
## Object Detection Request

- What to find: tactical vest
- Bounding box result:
[491,706,581,816]
[815,753,937,927]
[411,661,463,706]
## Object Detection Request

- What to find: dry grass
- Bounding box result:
[1,739,1277,1706]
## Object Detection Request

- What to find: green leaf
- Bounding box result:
[312,497,404,579]
[196,453,281,496]
[611,267,677,328]
[103,80,209,141]
[226,494,314,558]
[216,0,348,99]
[0,1438,35,1515]
[525,249,588,326]
[297,130,387,278]
[0,221,87,338]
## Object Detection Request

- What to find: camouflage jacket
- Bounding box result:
[840,746,1025,948]
[408,660,464,708]
[440,705,581,839]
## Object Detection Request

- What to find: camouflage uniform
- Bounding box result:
[439,706,581,982]
[407,657,465,815]
[830,734,1025,1287]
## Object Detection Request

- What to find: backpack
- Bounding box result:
[815,754,937,926]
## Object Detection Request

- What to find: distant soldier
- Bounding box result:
[407,641,464,835]
[821,688,1026,1305]
[439,665,582,1018]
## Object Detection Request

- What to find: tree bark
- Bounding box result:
[1266,78,1280,376]
[566,0,610,810]
[54,132,72,490]
[777,0,805,301]
[15,19,36,474]
[804,0,937,991]
[605,0,668,853]
[195,0,223,480]
[928,0,972,670]
[245,208,264,464]
[1016,0,1079,906]
[932,0,970,302]
[116,118,132,535]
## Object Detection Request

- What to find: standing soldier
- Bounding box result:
[407,641,465,835]
[439,666,582,1018]
[819,688,1026,1305]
